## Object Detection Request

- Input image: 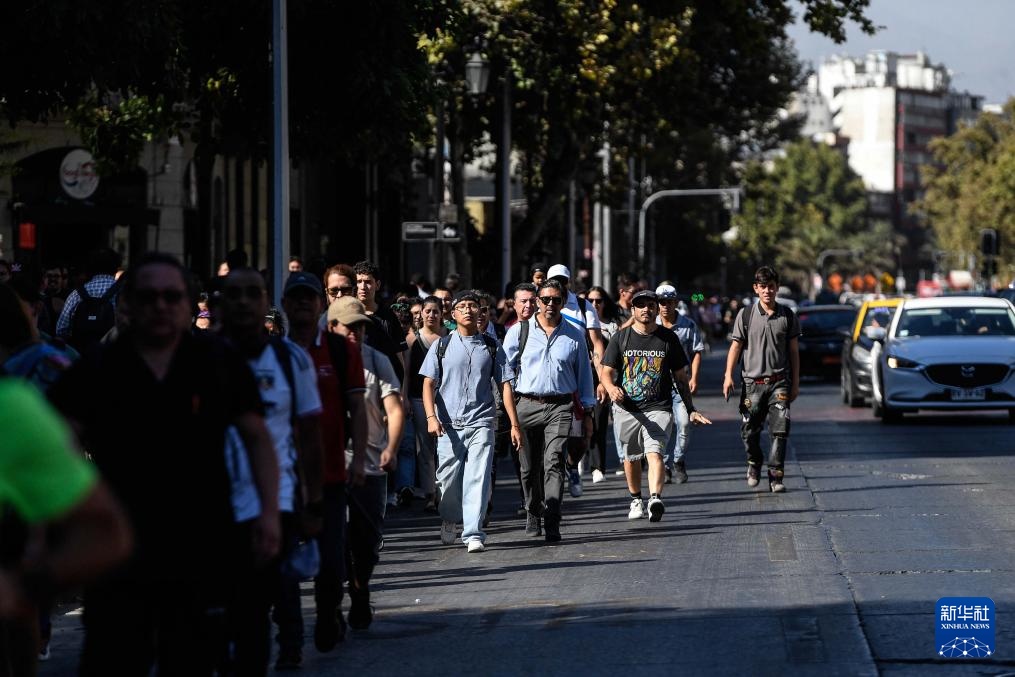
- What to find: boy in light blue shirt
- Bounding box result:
[420,290,524,552]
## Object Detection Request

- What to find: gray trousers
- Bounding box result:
[516,398,573,518]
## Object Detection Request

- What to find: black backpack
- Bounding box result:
[69,283,119,350]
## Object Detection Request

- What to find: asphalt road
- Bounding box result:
[42,343,1015,675]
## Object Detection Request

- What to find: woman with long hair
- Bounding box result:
[404,296,447,512]
[582,285,620,483]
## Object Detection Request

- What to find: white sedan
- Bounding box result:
[869,296,1015,423]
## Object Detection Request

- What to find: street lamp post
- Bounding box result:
[465,51,511,293]
[637,187,741,274]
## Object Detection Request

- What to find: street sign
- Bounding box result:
[403,221,440,242]
[401,221,461,243]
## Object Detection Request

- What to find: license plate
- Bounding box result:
[951,388,986,401]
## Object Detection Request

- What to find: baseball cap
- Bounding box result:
[328,296,371,326]
[547,264,571,281]
[655,284,677,299]
[284,271,323,297]
[631,290,658,303]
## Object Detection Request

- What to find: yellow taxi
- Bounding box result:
[840,298,902,406]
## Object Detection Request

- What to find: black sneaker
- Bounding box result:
[524,513,542,536]
[674,459,688,484]
[348,590,373,630]
[543,514,561,542]
[397,486,414,508]
[275,646,302,670]
[313,611,346,653]
[768,468,786,493]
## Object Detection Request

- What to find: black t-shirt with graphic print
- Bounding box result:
[602,325,688,413]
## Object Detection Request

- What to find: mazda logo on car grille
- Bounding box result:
[961,365,976,378]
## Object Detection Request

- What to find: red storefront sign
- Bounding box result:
[18,222,37,249]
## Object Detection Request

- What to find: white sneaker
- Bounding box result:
[647,496,665,522]
[592,469,605,484]
[614,469,626,476]
[628,498,646,520]
[467,540,485,553]
[440,520,456,545]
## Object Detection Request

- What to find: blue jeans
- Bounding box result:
[436,424,495,543]
[395,413,416,492]
[665,392,692,465]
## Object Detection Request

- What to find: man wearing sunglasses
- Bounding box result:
[544,264,607,499]
[602,290,711,522]
[48,253,281,675]
[503,280,596,542]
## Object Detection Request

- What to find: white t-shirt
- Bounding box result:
[345,344,400,477]
[561,291,601,333]
[226,338,322,520]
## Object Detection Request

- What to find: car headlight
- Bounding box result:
[887,355,920,369]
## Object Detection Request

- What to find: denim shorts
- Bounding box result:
[612,406,673,461]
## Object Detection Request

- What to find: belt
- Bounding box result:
[517,393,572,405]
[746,373,786,385]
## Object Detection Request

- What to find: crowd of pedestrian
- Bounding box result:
[0,249,804,676]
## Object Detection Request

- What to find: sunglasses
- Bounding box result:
[135,288,186,306]
[327,286,354,297]
[587,297,604,304]
[538,296,563,306]
[223,285,264,301]
[632,299,657,309]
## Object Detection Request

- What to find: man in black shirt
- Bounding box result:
[49,253,280,677]
[602,290,711,522]
[353,260,407,383]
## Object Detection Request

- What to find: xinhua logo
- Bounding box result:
[936,597,995,658]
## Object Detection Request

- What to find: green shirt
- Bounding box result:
[0,379,96,523]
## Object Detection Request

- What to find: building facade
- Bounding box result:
[791,51,984,280]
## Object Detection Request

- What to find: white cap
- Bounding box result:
[547,264,571,280]
[655,284,677,299]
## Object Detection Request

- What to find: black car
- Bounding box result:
[796,305,858,379]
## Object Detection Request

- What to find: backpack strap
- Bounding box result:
[269,336,298,431]
[435,334,453,389]
[515,318,530,381]
[481,333,499,361]
[99,279,121,303]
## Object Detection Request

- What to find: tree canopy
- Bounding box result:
[919,100,1015,283]
[731,139,894,290]
[1,0,876,284]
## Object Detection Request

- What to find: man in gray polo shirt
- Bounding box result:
[420,290,523,552]
[722,266,800,493]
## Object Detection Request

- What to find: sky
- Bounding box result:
[787,0,1015,104]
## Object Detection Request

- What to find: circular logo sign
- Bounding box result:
[59,149,100,200]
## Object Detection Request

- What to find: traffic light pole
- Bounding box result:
[637,188,741,274]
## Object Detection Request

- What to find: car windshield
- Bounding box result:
[861,306,896,331]
[798,308,856,334]
[896,306,1015,337]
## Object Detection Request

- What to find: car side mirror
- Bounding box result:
[864,326,886,341]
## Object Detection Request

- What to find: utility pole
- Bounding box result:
[270,0,290,304]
